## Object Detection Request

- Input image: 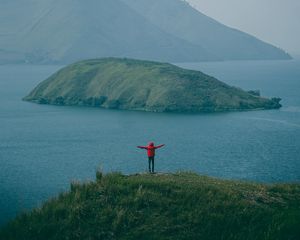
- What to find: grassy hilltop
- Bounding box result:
[24,58,281,113]
[1,172,299,240]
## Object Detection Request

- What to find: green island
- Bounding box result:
[24,58,281,113]
[1,172,299,240]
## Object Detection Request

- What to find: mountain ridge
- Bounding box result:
[121,0,291,60]
[0,0,291,64]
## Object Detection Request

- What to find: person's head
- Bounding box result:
[149,142,154,146]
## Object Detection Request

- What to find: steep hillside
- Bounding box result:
[23,58,282,113]
[0,0,291,64]
[0,0,214,64]
[121,0,291,60]
[1,172,299,240]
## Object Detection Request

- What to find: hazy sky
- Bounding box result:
[187,0,300,55]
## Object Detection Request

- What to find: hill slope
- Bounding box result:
[1,172,299,240]
[0,0,215,64]
[24,58,282,113]
[0,0,291,64]
[121,0,291,60]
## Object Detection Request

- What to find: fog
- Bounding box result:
[187,0,300,55]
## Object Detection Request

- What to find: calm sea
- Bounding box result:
[1,59,300,225]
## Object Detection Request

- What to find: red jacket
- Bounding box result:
[137,142,165,157]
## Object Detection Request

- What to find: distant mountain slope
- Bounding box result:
[0,0,291,64]
[0,0,215,64]
[24,58,282,113]
[121,0,291,60]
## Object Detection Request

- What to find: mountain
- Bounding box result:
[0,0,215,64]
[121,0,291,60]
[1,172,299,239]
[0,0,291,64]
[23,58,282,113]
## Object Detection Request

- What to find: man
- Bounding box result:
[137,142,165,173]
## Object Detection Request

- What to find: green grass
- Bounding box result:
[1,171,299,240]
[23,58,282,113]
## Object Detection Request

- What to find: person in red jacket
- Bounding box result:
[137,142,165,173]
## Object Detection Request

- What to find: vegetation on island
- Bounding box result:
[24,58,282,113]
[1,171,299,240]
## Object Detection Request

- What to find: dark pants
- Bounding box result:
[148,156,155,173]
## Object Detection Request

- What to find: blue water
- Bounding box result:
[1,60,300,225]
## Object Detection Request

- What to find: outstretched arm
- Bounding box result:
[155,144,165,149]
[137,146,148,149]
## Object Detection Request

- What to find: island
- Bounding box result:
[1,172,299,239]
[24,58,282,113]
